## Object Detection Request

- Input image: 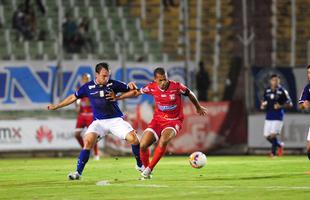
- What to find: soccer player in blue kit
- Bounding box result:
[260,74,293,157]
[298,65,310,161]
[47,62,143,180]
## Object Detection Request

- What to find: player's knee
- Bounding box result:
[75,131,81,137]
[83,134,96,149]
[140,142,149,151]
[307,142,310,151]
[159,138,170,147]
[126,131,139,145]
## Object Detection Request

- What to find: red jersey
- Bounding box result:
[141,80,189,121]
[78,97,92,114]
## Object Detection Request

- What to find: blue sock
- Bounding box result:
[271,138,277,155]
[266,137,273,144]
[307,151,310,160]
[131,144,142,167]
[275,136,282,147]
[76,149,90,175]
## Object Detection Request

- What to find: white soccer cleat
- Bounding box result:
[68,171,81,180]
[94,155,100,161]
[135,164,145,172]
[140,167,152,180]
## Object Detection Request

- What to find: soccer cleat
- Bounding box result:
[278,142,284,157]
[135,164,145,172]
[269,153,277,158]
[94,155,100,161]
[140,167,152,180]
[68,171,81,180]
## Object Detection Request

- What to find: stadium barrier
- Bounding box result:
[105,101,247,155]
[248,114,308,148]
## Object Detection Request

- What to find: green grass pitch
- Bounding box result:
[0,156,309,200]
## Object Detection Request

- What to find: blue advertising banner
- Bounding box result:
[0,61,193,110]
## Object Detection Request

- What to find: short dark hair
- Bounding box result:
[95,62,109,73]
[153,67,166,77]
[307,65,310,69]
[270,74,279,79]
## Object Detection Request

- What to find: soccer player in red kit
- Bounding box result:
[107,67,207,179]
[75,73,100,160]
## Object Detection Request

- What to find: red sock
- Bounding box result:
[93,143,99,156]
[148,146,166,170]
[140,148,150,167]
[75,135,84,148]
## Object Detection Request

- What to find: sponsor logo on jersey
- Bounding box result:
[161,94,167,97]
[158,104,177,111]
[88,85,96,89]
[90,91,99,95]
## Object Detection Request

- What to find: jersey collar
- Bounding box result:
[158,80,170,92]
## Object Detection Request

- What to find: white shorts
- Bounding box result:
[263,120,283,137]
[307,128,310,141]
[85,117,134,140]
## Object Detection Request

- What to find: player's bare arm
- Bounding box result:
[300,100,310,110]
[187,89,207,116]
[260,101,267,110]
[106,89,142,101]
[47,94,77,110]
[274,101,293,110]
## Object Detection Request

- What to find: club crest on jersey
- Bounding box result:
[169,94,176,100]
[99,90,104,97]
[88,85,96,89]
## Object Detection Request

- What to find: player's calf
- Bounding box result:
[307,141,310,160]
[68,133,97,180]
[125,130,144,169]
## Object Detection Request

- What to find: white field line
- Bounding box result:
[96,180,310,190]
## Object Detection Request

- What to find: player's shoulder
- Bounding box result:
[140,81,156,93]
[81,80,95,90]
[107,79,126,87]
[145,81,157,88]
[169,80,185,87]
[278,85,289,93]
[305,82,310,89]
[265,87,271,93]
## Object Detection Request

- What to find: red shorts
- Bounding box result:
[76,113,93,129]
[145,118,183,142]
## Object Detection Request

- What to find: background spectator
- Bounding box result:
[196,61,210,101]
[12,3,35,40]
[62,13,78,53]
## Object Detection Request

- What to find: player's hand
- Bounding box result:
[47,104,58,110]
[128,82,138,90]
[106,91,117,101]
[274,103,281,110]
[260,101,267,110]
[196,106,207,116]
[301,101,310,110]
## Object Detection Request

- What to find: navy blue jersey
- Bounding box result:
[262,86,291,120]
[75,79,129,120]
[299,83,310,104]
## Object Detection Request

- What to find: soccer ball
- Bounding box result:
[189,152,207,168]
